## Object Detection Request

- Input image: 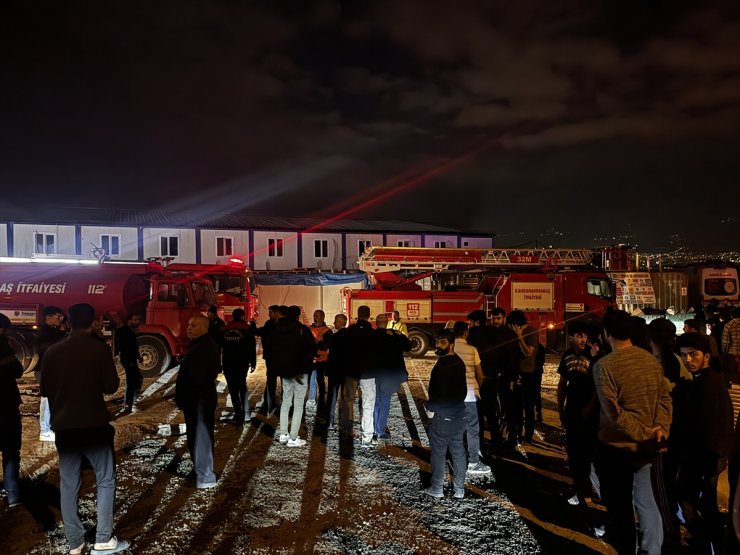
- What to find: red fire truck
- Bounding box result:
[343,246,614,356]
[166,257,258,322]
[0,257,218,377]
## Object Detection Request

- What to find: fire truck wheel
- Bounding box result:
[408,330,430,358]
[138,335,172,377]
[7,330,37,378]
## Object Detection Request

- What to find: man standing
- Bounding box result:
[175,315,220,489]
[307,309,332,413]
[206,305,226,341]
[0,314,24,509]
[452,321,491,475]
[272,306,316,447]
[507,310,539,445]
[592,310,672,555]
[388,310,408,336]
[340,305,378,446]
[676,332,734,554]
[257,305,281,414]
[35,305,66,441]
[40,303,129,555]
[221,308,257,425]
[115,313,143,415]
[373,313,411,442]
[325,314,349,430]
[424,329,468,499]
[556,321,600,505]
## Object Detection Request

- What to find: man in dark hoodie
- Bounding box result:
[676,332,734,554]
[373,313,411,442]
[273,306,316,447]
[175,315,221,489]
[424,329,468,499]
[0,314,24,509]
[326,313,349,430]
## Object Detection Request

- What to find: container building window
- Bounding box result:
[34,232,56,255]
[160,236,179,257]
[216,236,233,257]
[268,238,284,257]
[100,234,121,257]
[314,239,328,258]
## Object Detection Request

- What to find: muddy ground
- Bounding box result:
[1,357,731,554]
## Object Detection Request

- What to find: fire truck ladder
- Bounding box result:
[358,246,595,274]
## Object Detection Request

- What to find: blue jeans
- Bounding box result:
[633,463,663,555]
[1,411,22,504]
[428,412,466,495]
[373,393,392,437]
[280,375,308,440]
[56,426,116,548]
[40,397,52,434]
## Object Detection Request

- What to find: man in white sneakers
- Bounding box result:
[41,303,130,555]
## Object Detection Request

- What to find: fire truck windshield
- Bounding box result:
[208,274,247,300]
[587,278,614,300]
[191,281,217,306]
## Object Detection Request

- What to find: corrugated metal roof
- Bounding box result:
[0,205,492,235]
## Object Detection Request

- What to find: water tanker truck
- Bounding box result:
[0,257,217,377]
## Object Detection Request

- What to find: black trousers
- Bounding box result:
[564,416,597,499]
[517,373,538,442]
[479,378,502,448]
[262,362,279,411]
[123,361,143,407]
[223,366,249,418]
[677,451,727,554]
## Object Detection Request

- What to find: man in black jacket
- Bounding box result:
[676,332,734,554]
[221,308,257,424]
[424,329,468,499]
[0,314,24,509]
[41,303,129,555]
[272,306,316,447]
[35,305,66,441]
[373,313,411,441]
[175,315,221,489]
[339,305,378,446]
[257,305,281,413]
[326,314,349,430]
[115,313,143,415]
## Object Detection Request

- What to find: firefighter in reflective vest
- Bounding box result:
[389,310,408,337]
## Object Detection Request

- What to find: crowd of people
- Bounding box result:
[2,300,740,554]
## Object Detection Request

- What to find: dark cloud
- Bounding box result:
[1,0,739,252]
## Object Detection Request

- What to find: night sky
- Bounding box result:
[1,1,739,252]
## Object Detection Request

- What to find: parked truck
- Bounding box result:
[0,257,217,377]
[166,257,258,321]
[345,246,614,355]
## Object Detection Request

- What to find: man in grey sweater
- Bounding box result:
[593,310,672,555]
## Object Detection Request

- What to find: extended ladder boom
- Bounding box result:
[358,246,595,274]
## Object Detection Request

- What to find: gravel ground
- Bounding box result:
[1,356,621,554]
